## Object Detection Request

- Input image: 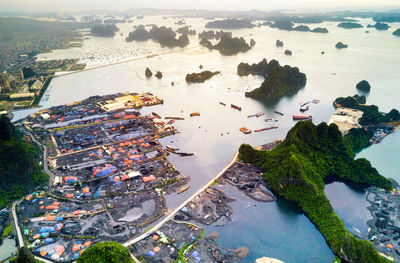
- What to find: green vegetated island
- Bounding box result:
[334,94,400,153]
[239,121,392,263]
[91,24,120,37]
[337,22,363,29]
[126,25,189,48]
[0,116,49,209]
[237,59,306,101]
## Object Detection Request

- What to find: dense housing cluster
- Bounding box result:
[17,92,190,262]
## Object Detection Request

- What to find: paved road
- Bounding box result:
[123,151,239,247]
[11,200,23,249]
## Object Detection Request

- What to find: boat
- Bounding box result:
[300,105,309,112]
[273,111,284,116]
[166,145,180,152]
[293,115,312,120]
[165,116,185,120]
[254,125,278,132]
[219,102,226,106]
[300,101,310,107]
[152,112,161,119]
[167,119,175,124]
[312,99,320,104]
[190,112,200,117]
[264,118,278,122]
[177,185,190,194]
[231,104,242,111]
[239,127,252,134]
[247,114,257,118]
[256,112,265,117]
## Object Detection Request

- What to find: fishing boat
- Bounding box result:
[300,105,309,112]
[254,125,278,132]
[177,185,190,194]
[231,104,242,111]
[264,118,278,122]
[293,115,312,120]
[273,111,284,116]
[190,112,200,117]
[152,112,161,119]
[239,127,252,134]
[167,119,175,124]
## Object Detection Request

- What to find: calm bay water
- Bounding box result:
[12,15,400,262]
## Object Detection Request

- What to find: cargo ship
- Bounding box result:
[167,119,175,124]
[300,105,309,112]
[264,118,278,122]
[293,115,312,120]
[177,185,190,194]
[273,111,284,116]
[219,102,226,106]
[254,125,278,132]
[190,112,200,117]
[152,112,161,119]
[231,104,242,111]
[239,127,252,134]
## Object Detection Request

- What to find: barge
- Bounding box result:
[293,115,312,121]
[254,125,278,132]
[265,118,278,122]
[300,105,309,112]
[165,117,185,120]
[231,104,242,111]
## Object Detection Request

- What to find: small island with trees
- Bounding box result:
[335,42,348,49]
[185,71,220,83]
[356,80,371,92]
[337,22,363,29]
[200,34,253,56]
[238,59,306,101]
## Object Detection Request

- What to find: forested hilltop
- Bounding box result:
[0,116,48,208]
[239,121,391,263]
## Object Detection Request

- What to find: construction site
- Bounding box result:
[131,220,248,263]
[16,92,190,262]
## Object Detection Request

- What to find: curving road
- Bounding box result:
[123,151,239,247]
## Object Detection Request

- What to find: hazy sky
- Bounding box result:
[1,0,399,12]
